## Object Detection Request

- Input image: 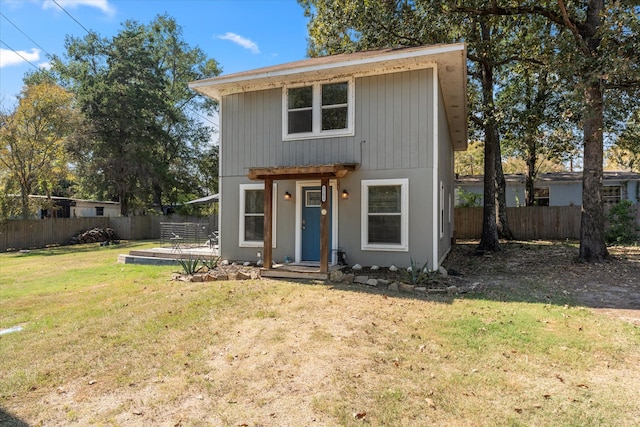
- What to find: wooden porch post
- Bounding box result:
[263,179,273,270]
[320,177,329,273]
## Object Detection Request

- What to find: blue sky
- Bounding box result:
[0,0,311,105]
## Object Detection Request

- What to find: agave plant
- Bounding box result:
[201,256,221,270]
[177,255,201,275]
[402,258,434,286]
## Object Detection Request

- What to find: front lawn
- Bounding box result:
[1,241,638,426]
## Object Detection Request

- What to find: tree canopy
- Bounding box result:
[50,14,221,215]
[0,83,80,219]
[299,0,640,261]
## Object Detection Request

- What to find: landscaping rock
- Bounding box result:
[352,264,363,270]
[377,279,390,287]
[389,265,398,272]
[236,271,252,280]
[343,273,355,284]
[438,266,449,277]
[388,282,399,292]
[330,270,345,282]
[354,276,369,285]
[370,265,379,270]
[446,285,458,295]
[415,287,427,294]
[399,283,415,293]
[366,278,378,287]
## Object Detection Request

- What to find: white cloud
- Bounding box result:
[0,48,40,68]
[42,0,116,16]
[217,32,260,54]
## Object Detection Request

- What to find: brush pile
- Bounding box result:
[69,227,119,245]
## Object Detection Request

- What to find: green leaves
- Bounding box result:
[51,14,221,215]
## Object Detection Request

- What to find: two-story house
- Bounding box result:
[189,44,468,274]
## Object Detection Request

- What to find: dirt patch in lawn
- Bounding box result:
[443,240,640,324]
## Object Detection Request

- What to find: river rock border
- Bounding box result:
[329,267,481,296]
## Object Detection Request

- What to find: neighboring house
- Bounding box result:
[189,44,468,272]
[456,171,640,207]
[31,195,120,218]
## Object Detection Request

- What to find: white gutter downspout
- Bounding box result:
[431,65,440,270]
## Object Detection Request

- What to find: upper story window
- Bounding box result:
[283,78,354,140]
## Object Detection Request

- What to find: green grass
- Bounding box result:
[1,242,639,426]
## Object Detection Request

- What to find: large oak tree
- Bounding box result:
[452,0,640,261]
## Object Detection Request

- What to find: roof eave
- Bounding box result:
[189,43,468,151]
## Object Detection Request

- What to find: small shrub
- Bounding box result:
[456,187,482,207]
[606,200,639,244]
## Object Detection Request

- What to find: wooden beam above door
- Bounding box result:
[248,163,357,181]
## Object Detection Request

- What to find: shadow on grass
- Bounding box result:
[0,407,29,427]
[443,240,640,312]
[5,240,159,257]
[277,240,640,315]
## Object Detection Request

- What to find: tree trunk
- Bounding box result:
[579,80,608,262]
[119,189,129,216]
[525,137,536,206]
[495,142,514,239]
[478,133,500,252]
[578,0,608,262]
[477,77,500,248]
[20,192,30,220]
[477,19,501,252]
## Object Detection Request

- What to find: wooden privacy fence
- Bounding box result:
[455,206,583,240]
[455,205,640,240]
[0,215,218,252]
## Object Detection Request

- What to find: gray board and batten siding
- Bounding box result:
[218,68,456,268]
[219,68,436,176]
[189,44,469,269]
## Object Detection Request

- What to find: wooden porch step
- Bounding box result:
[261,269,329,280]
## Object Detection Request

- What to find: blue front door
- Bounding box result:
[301,186,332,261]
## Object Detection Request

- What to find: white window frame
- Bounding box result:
[361,178,409,252]
[282,77,355,141]
[239,183,277,248]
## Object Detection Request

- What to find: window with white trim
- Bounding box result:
[283,78,354,140]
[361,179,408,251]
[239,183,277,247]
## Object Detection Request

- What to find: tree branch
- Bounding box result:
[452,2,588,49]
